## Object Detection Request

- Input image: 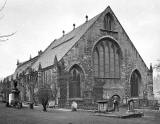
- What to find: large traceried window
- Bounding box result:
[93,38,121,78]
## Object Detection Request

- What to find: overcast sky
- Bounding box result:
[0,0,160,78]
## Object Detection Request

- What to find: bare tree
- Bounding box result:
[0,0,15,42]
[38,84,52,112]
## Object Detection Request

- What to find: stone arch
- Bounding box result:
[67,62,86,76]
[69,64,85,98]
[92,36,123,59]
[130,69,142,97]
[111,94,121,101]
[92,37,122,78]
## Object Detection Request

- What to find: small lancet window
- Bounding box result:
[104,13,114,31]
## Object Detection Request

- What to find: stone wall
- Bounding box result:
[61,7,153,105]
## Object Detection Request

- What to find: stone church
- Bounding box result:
[3,6,154,108]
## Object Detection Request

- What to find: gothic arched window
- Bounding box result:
[104,13,114,31]
[130,70,141,97]
[93,38,121,78]
[69,65,84,98]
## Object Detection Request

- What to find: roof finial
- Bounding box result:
[30,54,32,60]
[17,59,19,66]
[54,55,58,66]
[38,50,42,56]
[73,23,75,30]
[85,15,88,22]
[62,30,65,36]
[150,63,153,73]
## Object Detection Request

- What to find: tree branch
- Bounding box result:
[0,32,16,38]
[0,0,7,12]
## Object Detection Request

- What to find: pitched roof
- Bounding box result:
[13,56,39,79]
[31,12,102,70]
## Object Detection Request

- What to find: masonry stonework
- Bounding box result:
[2,6,154,109]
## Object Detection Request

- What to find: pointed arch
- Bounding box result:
[92,37,122,79]
[130,69,141,97]
[69,64,84,98]
[104,12,114,30]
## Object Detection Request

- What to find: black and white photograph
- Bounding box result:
[0,0,160,124]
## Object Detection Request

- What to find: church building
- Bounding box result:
[3,6,154,108]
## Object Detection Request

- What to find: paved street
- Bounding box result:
[0,103,160,124]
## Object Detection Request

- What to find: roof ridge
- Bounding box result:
[58,12,105,62]
[31,8,106,70]
[51,13,101,48]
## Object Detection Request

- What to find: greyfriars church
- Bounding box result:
[2,6,154,108]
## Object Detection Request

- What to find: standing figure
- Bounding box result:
[71,101,77,111]
[113,99,119,112]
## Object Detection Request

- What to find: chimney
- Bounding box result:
[73,23,75,30]
[85,15,88,22]
[62,30,65,36]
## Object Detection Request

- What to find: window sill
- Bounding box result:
[99,29,118,40]
[100,29,118,33]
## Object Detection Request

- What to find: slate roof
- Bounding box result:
[13,56,39,79]
[31,12,102,70]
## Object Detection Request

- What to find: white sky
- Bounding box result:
[0,0,160,78]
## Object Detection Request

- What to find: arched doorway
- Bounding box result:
[69,64,84,98]
[130,70,141,97]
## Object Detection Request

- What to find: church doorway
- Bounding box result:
[130,70,141,97]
